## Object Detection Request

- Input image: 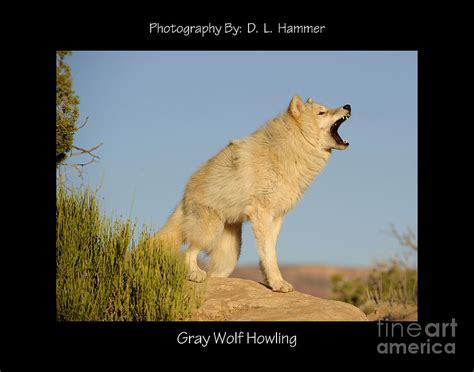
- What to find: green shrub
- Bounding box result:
[330,274,367,307]
[331,226,417,314]
[366,260,417,308]
[56,183,200,321]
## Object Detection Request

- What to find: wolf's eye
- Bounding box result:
[318,111,325,115]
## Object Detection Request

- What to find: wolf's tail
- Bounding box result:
[154,200,184,250]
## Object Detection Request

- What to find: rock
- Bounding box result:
[188,277,367,321]
[366,304,418,321]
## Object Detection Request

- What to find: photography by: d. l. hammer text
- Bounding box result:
[177,331,297,348]
[149,22,325,37]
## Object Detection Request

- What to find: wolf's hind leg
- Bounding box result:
[182,204,224,282]
[207,223,242,278]
[184,244,207,282]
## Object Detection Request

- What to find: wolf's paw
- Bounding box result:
[188,268,207,283]
[267,279,294,293]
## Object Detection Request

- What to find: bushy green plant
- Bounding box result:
[331,226,417,314]
[56,183,200,321]
[366,260,417,308]
[330,274,367,307]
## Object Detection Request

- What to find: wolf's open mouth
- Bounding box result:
[330,115,350,146]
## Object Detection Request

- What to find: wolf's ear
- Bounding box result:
[306,97,313,103]
[289,95,304,119]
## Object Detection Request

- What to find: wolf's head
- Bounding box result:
[288,95,351,151]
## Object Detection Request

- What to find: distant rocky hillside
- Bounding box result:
[230,264,370,299]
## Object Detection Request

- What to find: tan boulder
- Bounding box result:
[188,277,367,321]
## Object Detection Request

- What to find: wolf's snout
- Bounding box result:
[343,104,351,112]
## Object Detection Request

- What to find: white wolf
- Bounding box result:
[155,96,351,292]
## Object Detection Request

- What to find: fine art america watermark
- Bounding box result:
[377,319,457,354]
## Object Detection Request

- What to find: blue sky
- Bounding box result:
[64,51,417,267]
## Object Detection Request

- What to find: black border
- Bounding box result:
[7,13,469,367]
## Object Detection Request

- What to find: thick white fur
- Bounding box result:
[154,96,350,292]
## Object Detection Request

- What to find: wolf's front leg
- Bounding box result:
[250,210,294,293]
